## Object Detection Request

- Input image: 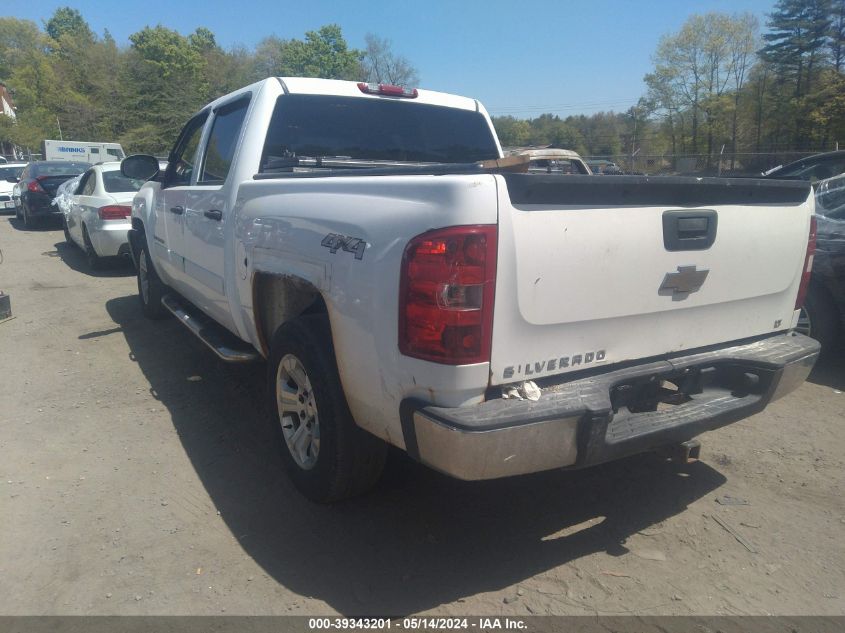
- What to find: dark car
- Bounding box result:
[14,160,90,228]
[796,174,845,352]
[763,150,845,183]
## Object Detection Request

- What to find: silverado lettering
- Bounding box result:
[503,350,607,380]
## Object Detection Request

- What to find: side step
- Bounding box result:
[161,294,260,363]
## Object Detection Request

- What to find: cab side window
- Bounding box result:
[199,97,250,185]
[164,112,209,187]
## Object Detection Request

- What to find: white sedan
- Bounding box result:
[0,163,27,213]
[63,162,146,268]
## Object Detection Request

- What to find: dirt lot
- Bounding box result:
[1,215,844,617]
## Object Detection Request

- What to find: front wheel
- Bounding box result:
[137,243,168,319]
[267,315,387,502]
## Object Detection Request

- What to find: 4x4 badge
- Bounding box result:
[659,265,709,301]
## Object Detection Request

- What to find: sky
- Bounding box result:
[8,0,779,118]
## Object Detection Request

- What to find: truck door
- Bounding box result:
[183,95,251,330]
[156,111,208,286]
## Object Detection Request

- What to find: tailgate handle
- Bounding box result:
[663,210,717,251]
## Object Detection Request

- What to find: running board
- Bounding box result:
[161,294,259,363]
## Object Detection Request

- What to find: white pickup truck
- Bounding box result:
[121,77,820,502]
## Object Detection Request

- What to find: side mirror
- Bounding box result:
[121,154,160,181]
[5,177,18,183]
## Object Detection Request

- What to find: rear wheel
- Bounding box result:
[267,315,387,502]
[797,284,840,354]
[81,225,102,269]
[22,202,36,229]
[62,217,72,244]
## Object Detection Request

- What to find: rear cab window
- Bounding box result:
[260,94,499,172]
[102,170,145,193]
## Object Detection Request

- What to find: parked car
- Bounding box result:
[0,162,26,214]
[62,163,144,268]
[796,173,845,351]
[587,159,623,175]
[15,160,90,228]
[121,77,818,502]
[763,150,845,183]
[516,148,592,175]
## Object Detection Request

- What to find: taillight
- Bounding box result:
[795,215,817,309]
[399,225,497,364]
[357,82,419,98]
[27,179,45,193]
[98,205,131,220]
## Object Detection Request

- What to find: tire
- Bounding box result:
[81,225,102,270]
[14,203,21,221]
[798,284,840,354]
[22,202,36,229]
[62,217,72,244]
[137,242,169,319]
[267,315,387,502]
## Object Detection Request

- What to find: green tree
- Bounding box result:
[121,26,207,152]
[831,0,845,71]
[491,116,532,147]
[279,25,362,80]
[44,7,93,43]
[760,0,832,98]
[129,25,204,80]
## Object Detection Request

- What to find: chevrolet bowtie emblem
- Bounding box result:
[658,265,709,301]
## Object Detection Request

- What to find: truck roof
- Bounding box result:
[204,77,482,115]
[278,77,480,112]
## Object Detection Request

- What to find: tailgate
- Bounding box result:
[490,174,814,385]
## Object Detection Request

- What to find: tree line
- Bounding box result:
[0,8,418,155]
[494,0,845,173]
[1,1,843,172]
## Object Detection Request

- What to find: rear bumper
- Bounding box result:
[90,222,131,257]
[24,193,58,215]
[402,332,819,480]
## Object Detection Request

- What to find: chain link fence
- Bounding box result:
[583,150,839,177]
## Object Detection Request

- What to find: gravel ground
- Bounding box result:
[1,215,843,616]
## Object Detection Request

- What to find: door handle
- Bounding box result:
[169,205,184,215]
[204,209,223,221]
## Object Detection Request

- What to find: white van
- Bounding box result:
[42,140,125,164]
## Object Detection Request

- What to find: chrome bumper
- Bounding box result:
[402,332,819,481]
